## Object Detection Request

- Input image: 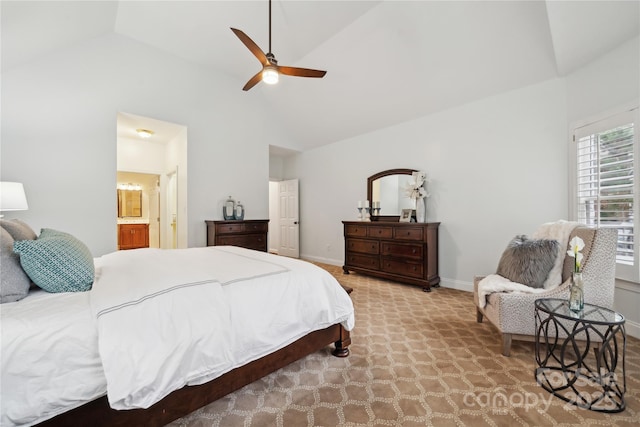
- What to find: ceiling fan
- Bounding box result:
[231,0,326,91]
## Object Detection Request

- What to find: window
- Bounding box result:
[572,107,639,283]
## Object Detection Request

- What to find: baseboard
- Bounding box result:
[439,277,473,293]
[300,254,343,267]
[625,320,640,340]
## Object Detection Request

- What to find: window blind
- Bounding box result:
[576,122,634,265]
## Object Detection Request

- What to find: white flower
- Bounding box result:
[566,236,585,272]
[405,171,431,200]
[413,171,427,186]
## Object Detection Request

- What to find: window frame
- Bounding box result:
[569,105,639,284]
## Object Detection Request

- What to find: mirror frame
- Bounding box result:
[367,168,417,222]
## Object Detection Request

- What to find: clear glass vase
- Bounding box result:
[569,272,584,312]
[234,201,244,220]
[223,196,235,220]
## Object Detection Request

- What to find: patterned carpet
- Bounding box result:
[169,263,639,426]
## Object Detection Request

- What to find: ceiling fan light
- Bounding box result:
[262,66,279,85]
[136,128,154,139]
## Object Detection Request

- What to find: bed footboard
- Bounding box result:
[37,323,350,427]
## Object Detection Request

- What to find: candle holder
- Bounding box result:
[364,207,371,221]
[357,206,363,221]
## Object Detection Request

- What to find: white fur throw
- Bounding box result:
[531,220,580,289]
[477,274,550,309]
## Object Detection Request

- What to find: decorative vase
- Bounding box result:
[569,272,584,312]
[223,196,235,220]
[415,197,426,223]
[234,200,245,220]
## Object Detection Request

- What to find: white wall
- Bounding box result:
[1,33,290,255]
[269,154,285,180]
[283,37,640,338]
[565,35,640,337]
[165,128,188,249]
[285,78,568,285]
[117,136,167,173]
[268,181,280,253]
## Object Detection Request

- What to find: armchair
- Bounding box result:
[473,225,617,356]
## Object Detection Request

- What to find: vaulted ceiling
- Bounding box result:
[2,1,639,151]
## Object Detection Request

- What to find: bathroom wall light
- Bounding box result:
[136,128,154,139]
[118,183,142,191]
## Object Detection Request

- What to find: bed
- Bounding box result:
[1,244,354,427]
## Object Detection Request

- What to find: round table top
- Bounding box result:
[535,298,625,325]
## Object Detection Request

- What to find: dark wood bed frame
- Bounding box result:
[37,323,350,427]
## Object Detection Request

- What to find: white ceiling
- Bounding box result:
[2,1,639,152]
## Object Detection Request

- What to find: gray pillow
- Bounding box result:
[0,227,31,303]
[496,235,559,289]
[0,219,37,241]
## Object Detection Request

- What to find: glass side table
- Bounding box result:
[534,298,626,413]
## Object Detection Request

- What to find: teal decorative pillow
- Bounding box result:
[13,230,94,293]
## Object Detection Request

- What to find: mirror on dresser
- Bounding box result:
[367,168,417,221]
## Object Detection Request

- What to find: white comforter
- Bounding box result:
[92,246,355,409]
[1,246,355,425]
[0,290,105,426]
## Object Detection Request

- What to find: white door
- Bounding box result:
[166,170,178,249]
[278,179,299,258]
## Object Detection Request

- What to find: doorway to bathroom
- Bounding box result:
[116,172,160,248]
[116,112,188,249]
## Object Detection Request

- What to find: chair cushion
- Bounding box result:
[496,235,559,289]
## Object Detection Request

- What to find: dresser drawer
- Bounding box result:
[206,220,269,252]
[381,242,423,260]
[216,223,245,234]
[244,222,268,233]
[368,226,393,239]
[347,238,380,254]
[393,227,424,241]
[346,253,380,270]
[217,234,266,251]
[345,225,367,237]
[381,258,424,279]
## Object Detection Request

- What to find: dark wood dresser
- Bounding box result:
[342,221,440,292]
[206,220,269,252]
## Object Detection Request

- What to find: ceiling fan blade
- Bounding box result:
[230,27,269,66]
[242,70,264,91]
[278,66,327,78]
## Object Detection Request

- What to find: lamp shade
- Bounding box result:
[0,182,29,211]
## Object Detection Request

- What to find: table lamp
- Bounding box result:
[0,182,29,217]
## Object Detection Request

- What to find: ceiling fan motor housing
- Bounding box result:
[266,53,278,65]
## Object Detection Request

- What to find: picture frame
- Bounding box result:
[399,208,412,222]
